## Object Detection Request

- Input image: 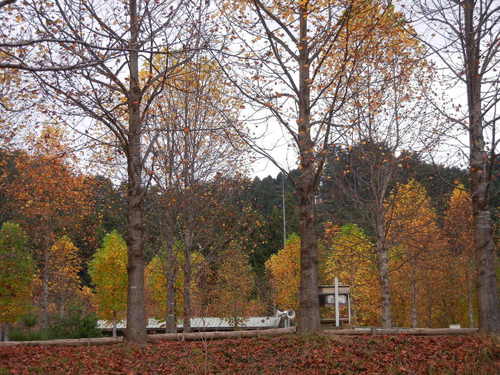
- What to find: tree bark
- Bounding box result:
[296,3,320,334]
[466,268,475,328]
[183,232,193,333]
[463,0,500,334]
[375,216,392,328]
[124,0,147,345]
[41,247,49,330]
[165,241,177,334]
[410,267,417,328]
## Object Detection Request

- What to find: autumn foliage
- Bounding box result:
[88,231,128,323]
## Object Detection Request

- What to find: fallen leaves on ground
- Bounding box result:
[0,334,498,374]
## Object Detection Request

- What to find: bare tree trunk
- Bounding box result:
[123,0,147,345]
[125,160,147,343]
[165,241,177,333]
[295,4,320,334]
[410,267,417,328]
[183,232,193,333]
[297,185,320,333]
[376,216,392,328]
[463,0,500,334]
[41,247,49,330]
[466,268,475,328]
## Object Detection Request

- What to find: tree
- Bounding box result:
[147,53,248,333]
[322,223,379,326]
[207,242,265,325]
[266,234,301,311]
[145,246,205,324]
[386,179,444,327]
[410,0,500,333]
[3,127,93,328]
[316,4,441,326]
[0,222,34,341]
[443,185,477,327]
[217,0,431,332]
[88,231,128,338]
[46,236,82,319]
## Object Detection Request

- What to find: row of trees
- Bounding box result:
[0,224,266,340]
[268,181,481,329]
[0,0,498,341]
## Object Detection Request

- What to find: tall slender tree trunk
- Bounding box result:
[463,0,500,334]
[410,266,417,328]
[165,241,177,333]
[41,247,49,329]
[375,215,392,328]
[124,0,147,345]
[466,268,475,328]
[183,231,193,333]
[296,3,320,334]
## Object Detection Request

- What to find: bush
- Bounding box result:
[9,305,102,341]
[48,305,102,339]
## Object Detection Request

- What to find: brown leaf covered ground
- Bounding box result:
[0,334,498,374]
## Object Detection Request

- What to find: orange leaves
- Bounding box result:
[1,334,497,374]
[207,243,264,321]
[2,130,95,250]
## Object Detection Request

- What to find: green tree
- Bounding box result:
[88,231,127,337]
[0,222,34,341]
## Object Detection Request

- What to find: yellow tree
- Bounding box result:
[443,185,477,327]
[46,236,82,319]
[145,248,205,322]
[322,223,379,326]
[266,234,301,311]
[88,231,128,337]
[387,179,445,327]
[0,222,34,341]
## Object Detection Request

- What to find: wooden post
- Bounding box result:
[347,294,351,325]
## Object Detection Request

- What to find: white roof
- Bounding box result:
[97,316,282,330]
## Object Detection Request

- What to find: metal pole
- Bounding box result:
[335,277,340,327]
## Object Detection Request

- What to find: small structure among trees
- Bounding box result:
[319,281,351,328]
